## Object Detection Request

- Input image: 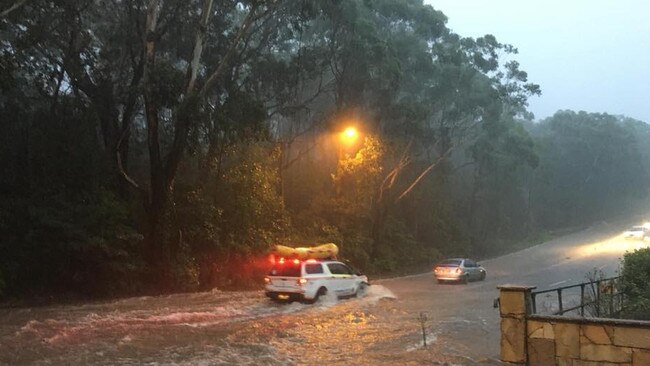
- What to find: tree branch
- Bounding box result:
[0,0,28,18]
[143,0,163,199]
[185,0,214,94]
[282,141,319,170]
[116,125,145,193]
[164,3,275,185]
[395,147,454,203]
[198,3,266,98]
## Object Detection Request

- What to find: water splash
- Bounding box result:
[361,285,397,305]
[406,331,438,351]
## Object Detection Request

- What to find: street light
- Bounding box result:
[340,126,359,145]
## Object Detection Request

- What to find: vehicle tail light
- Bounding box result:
[293,259,300,265]
[297,278,307,285]
[278,258,285,264]
[264,277,270,283]
[433,267,439,273]
[455,268,461,273]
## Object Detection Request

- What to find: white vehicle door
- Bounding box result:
[338,263,357,295]
[326,263,353,296]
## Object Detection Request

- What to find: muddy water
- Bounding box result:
[0,284,486,365]
[1,290,267,364]
[1,286,406,365]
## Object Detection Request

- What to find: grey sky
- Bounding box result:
[426,0,650,122]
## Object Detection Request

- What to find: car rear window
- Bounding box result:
[268,264,301,277]
[305,263,324,274]
[437,259,461,267]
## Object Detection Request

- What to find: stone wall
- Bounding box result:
[498,285,650,365]
[498,284,536,363]
[527,316,650,366]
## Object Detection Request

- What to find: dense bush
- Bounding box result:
[620,248,650,320]
[0,269,4,298]
[174,142,290,289]
[0,191,145,299]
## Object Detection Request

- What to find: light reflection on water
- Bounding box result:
[570,234,648,258]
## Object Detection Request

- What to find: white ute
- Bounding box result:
[264,259,369,303]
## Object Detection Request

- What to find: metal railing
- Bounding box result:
[531,276,624,317]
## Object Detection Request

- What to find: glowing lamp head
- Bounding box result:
[341,127,358,144]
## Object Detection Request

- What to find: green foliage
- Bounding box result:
[529,111,649,228]
[170,247,201,292]
[175,142,289,288]
[0,269,4,298]
[620,248,650,320]
[373,216,441,273]
[333,136,384,211]
[0,190,144,298]
[217,143,290,253]
[466,115,539,247]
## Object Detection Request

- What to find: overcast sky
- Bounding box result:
[426,0,650,123]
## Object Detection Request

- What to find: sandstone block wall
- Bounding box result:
[526,316,650,366]
[498,285,536,363]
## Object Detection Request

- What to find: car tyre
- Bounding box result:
[314,287,328,302]
[480,271,486,281]
[356,282,369,297]
[460,275,469,284]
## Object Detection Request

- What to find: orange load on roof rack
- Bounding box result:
[272,243,339,260]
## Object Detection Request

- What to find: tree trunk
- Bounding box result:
[141,0,168,289]
[370,196,389,258]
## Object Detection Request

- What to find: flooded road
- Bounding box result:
[1,220,647,365]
